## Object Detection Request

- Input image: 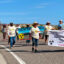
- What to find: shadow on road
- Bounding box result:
[14,43,46,47]
[7,49,64,53]
[8,50,31,53]
[37,50,64,53]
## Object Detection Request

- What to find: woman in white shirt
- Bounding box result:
[44,22,54,44]
[31,22,40,53]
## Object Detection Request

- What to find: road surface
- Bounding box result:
[0,33,64,64]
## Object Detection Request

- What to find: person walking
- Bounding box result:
[8,23,16,48]
[31,22,40,53]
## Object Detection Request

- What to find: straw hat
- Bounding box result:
[32,22,39,26]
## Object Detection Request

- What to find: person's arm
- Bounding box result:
[35,28,41,33]
[31,28,35,33]
[52,27,55,30]
[35,31,41,33]
[51,26,55,30]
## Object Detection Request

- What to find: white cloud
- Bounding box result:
[36,3,49,8]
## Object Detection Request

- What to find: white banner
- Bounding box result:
[48,30,64,47]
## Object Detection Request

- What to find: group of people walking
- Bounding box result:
[1,20,64,53]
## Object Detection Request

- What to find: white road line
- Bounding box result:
[0,45,26,64]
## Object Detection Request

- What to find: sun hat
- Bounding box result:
[32,21,39,26]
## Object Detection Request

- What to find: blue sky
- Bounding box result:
[0,0,64,25]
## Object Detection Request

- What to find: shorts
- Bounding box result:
[32,37,38,47]
[45,35,49,40]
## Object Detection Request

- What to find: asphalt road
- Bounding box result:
[0,33,64,64]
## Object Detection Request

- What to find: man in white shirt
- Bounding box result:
[31,22,40,53]
[8,23,16,48]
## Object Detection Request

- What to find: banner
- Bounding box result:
[17,26,45,40]
[48,30,64,47]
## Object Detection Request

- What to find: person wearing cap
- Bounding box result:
[58,20,64,30]
[8,23,16,48]
[44,22,54,43]
[31,22,40,53]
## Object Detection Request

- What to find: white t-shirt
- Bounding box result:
[31,27,40,39]
[45,25,52,31]
[8,26,16,37]
[45,25,53,35]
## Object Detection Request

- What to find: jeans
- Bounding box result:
[32,37,38,47]
[10,36,16,47]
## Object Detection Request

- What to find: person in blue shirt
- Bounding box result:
[58,20,64,30]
